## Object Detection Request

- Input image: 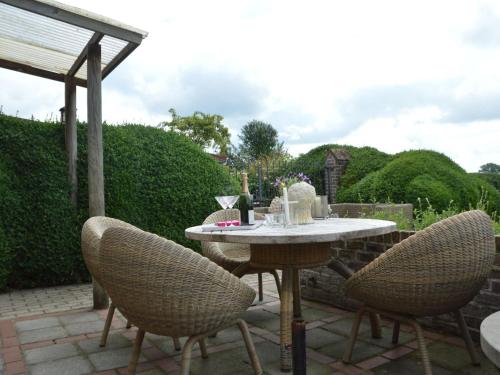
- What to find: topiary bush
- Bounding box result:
[338,150,500,212]
[0,114,237,290]
[287,144,392,195]
[471,172,500,191]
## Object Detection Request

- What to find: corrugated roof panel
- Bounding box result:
[0,36,75,74]
[0,0,147,84]
[100,35,128,65]
[74,60,107,80]
[0,2,93,59]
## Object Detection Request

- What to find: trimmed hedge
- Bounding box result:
[288,144,392,195]
[471,172,500,191]
[338,150,500,212]
[0,115,237,290]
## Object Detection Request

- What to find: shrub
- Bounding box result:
[288,144,392,195]
[0,114,237,289]
[471,172,500,191]
[339,150,500,213]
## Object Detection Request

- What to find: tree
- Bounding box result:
[238,120,284,161]
[159,108,231,155]
[479,163,500,173]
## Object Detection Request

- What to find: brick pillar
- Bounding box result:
[324,149,351,203]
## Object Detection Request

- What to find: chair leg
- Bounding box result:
[258,273,264,301]
[100,303,115,347]
[343,307,365,363]
[237,319,263,375]
[127,328,145,375]
[199,338,209,358]
[293,269,302,319]
[454,310,480,365]
[369,312,382,339]
[173,337,181,351]
[271,270,281,297]
[126,321,132,329]
[180,335,200,375]
[392,321,400,344]
[409,319,433,375]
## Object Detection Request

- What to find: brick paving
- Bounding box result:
[0,275,498,374]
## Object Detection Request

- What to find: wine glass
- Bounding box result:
[215,195,239,224]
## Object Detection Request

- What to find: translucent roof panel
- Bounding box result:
[0,0,147,85]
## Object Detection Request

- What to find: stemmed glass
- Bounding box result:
[215,195,239,224]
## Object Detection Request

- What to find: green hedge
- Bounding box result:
[338,150,500,212]
[471,173,500,191]
[288,144,392,195]
[0,115,237,290]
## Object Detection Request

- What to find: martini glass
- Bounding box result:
[215,195,239,224]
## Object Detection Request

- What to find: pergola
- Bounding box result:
[0,0,147,308]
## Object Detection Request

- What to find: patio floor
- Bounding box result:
[0,274,498,375]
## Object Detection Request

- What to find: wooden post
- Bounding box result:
[64,76,78,206]
[87,43,108,309]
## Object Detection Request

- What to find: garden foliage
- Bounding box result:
[288,144,392,195]
[339,150,500,212]
[0,115,237,290]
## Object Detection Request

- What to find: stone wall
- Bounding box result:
[300,231,500,340]
[324,149,350,203]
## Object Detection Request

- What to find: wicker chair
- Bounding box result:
[342,210,496,375]
[202,209,281,300]
[99,226,263,375]
[81,217,181,350]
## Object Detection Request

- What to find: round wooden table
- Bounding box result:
[186,218,397,372]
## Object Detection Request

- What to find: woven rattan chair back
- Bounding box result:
[345,210,496,316]
[81,216,139,283]
[201,209,250,271]
[99,226,256,337]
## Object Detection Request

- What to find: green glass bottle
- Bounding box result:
[239,173,255,225]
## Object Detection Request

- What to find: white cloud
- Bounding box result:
[1,0,500,171]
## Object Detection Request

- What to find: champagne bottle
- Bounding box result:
[239,173,255,225]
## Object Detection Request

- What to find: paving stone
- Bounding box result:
[78,333,132,354]
[24,343,79,365]
[89,346,146,371]
[359,326,415,349]
[0,356,3,371]
[304,327,346,350]
[318,339,386,363]
[137,370,166,375]
[264,358,334,374]
[59,311,100,325]
[65,320,105,336]
[250,316,282,332]
[146,334,185,355]
[29,355,93,375]
[19,326,67,344]
[373,354,453,375]
[424,341,478,371]
[15,317,60,332]
[189,345,259,375]
[205,325,244,346]
[300,308,334,322]
[242,309,279,323]
[252,294,278,305]
[321,317,370,336]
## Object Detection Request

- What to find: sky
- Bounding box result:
[1,0,500,172]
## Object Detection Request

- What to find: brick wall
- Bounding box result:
[301,232,500,340]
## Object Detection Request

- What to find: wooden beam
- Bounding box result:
[87,43,108,309]
[67,32,103,77]
[0,58,87,87]
[64,76,78,206]
[102,42,138,79]
[0,0,144,44]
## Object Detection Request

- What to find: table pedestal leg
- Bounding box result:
[280,267,293,372]
[293,269,302,319]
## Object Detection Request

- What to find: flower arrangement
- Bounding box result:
[274,172,312,191]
